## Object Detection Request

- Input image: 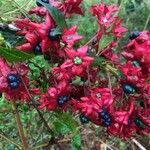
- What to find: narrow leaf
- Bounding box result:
[53,120,70,134]
[92,56,107,66]
[71,132,82,150]
[55,112,77,133]
[99,35,113,50]
[37,0,67,30]
[0,47,34,62]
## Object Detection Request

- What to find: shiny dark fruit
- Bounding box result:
[36,0,49,7]
[91,38,97,46]
[135,118,145,129]
[99,109,112,126]
[33,43,42,55]
[140,101,145,108]
[101,118,112,127]
[7,74,20,89]
[129,31,140,40]
[123,84,135,94]
[57,96,69,106]
[48,28,60,41]
[132,61,140,67]
[44,52,51,60]
[79,114,89,124]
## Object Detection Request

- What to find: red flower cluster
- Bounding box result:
[0,58,29,102]
[31,0,83,17]
[1,1,150,140]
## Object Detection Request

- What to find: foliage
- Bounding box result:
[0,0,150,150]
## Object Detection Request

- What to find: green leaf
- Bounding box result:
[92,56,107,66]
[54,112,81,149]
[37,0,67,30]
[53,120,70,134]
[1,30,24,47]
[71,132,82,150]
[0,46,34,62]
[99,35,113,50]
[72,76,84,86]
[55,112,77,134]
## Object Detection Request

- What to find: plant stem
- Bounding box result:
[106,71,113,96]
[12,101,29,150]
[0,108,14,113]
[14,64,54,137]
[31,143,49,150]
[144,14,150,30]
[132,138,146,150]
[0,133,22,150]
[11,0,30,18]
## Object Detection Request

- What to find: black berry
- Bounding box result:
[132,61,140,67]
[57,96,69,106]
[91,38,97,46]
[33,43,42,55]
[79,114,89,124]
[135,118,145,129]
[7,74,20,89]
[36,0,49,7]
[48,28,60,41]
[140,101,145,108]
[101,119,112,127]
[129,31,140,40]
[44,52,51,60]
[123,84,135,94]
[99,109,112,126]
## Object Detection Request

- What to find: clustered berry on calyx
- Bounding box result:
[57,95,69,106]
[99,109,112,127]
[7,73,20,89]
[0,0,150,140]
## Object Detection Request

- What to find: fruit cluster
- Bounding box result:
[0,0,150,139]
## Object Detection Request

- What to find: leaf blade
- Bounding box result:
[37,0,67,30]
[0,47,34,62]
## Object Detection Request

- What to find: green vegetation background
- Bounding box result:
[0,0,150,150]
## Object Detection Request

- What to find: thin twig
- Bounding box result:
[144,14,150,30]
[13,64,54,137]
[132,138,147,150]
[85,33,99,46]
[106,71,113,96]
[12,101,29,150]
[0,133,22,150]
[31,143,49,150]
[0,108,14,113]
[99,139,115,150]
[11,0,30,18]
[4,0,32,16]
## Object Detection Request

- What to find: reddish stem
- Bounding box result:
[12,101,29,150]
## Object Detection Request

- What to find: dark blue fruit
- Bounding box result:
[57,96,69,106]
[48,28,60,41]
[99,109,112,126]
[135,118,145,129]
[140,101,145,108]
[123,84,135,94]
[132,61,140,67]
[7,74,20,89]
[36,0,49,7]
[101,118,112,127]
[33,43,42,55]
[129,31,140,40]
[79,114,89,124]
[44,53,51,60]
[91,38,97,46]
